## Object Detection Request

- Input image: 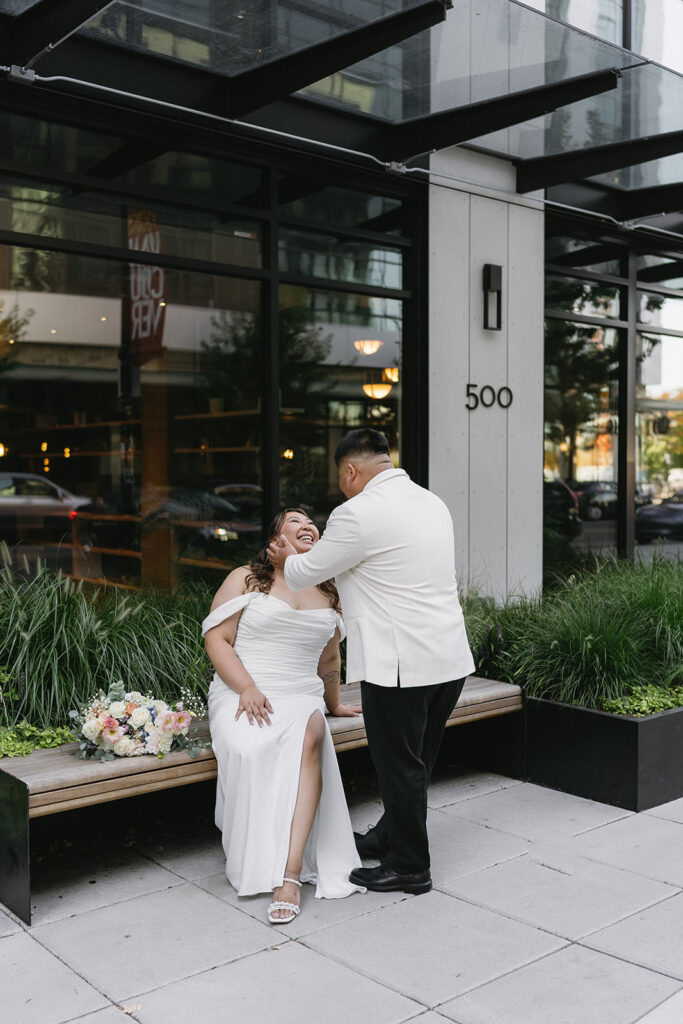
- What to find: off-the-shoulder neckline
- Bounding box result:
[245,591,337,614]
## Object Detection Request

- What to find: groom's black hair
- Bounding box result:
[334,428,391,465]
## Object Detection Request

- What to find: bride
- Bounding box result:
[202,508,364,924]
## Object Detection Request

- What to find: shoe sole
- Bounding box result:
[352,879,432,895]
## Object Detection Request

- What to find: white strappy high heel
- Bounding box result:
[267,876,302,924]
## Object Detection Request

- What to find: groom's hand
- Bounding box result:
[267,533,297,569]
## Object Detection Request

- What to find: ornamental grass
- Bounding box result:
[463,554,683,711]
[0,544,212,731]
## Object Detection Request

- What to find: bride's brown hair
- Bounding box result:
[245,507,341,613]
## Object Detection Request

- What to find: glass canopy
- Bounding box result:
[3,0,683,194]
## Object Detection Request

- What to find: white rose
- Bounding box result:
[108,701,126,719]
[152,699,168,714]
[82,718,101,742]
[127,691,145,702]
[129,706,151,728]
[157,732,173,755]
[113,735,134,756]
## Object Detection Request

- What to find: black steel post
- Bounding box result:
[617,250,637,557]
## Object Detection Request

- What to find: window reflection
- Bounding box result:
[524,0,622,44]
[635,333,683,557]
[0,244,263,588]
[546,275,622,319]
[633,0,683,74]
[278,285,401,518]
[544,318,620,567]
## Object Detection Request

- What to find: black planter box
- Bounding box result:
[526,696,683,811]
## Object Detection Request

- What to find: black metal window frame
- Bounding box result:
[545,211,683,559]
[0,104,428,541]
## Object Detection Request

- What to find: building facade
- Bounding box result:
[0,0,681,600]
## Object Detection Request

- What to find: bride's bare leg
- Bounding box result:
[271,711,325,920]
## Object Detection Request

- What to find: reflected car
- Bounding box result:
[76,485,262,567]
[635,492,683,543]
[575,481,618,521]
[0,471,90,549]
[543,479,582,538]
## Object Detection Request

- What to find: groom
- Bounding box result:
[268,428,474,894]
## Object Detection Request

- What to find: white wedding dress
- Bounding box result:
[201,591,363,899]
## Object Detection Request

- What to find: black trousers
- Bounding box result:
[360,677,466,874]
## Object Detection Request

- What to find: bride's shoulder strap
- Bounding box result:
[201,591,259,637]
[333,610,346,643]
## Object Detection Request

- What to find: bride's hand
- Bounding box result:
[329,703,362,718]
[236,685,274,727]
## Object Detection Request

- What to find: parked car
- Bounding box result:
[0,471,90,549]
[543,479,582,538]
[575,481,618,521]
[635,492,683,543]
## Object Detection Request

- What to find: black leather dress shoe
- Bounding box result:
[353,829,388,858]
[349,863,432,895]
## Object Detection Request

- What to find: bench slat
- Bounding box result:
[4,677,522,818]
[29,769,220,818]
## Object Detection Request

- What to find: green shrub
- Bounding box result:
[465,556,683,711]
[0,545,213,731]
[0,722,73,758]
[600,685,683,717]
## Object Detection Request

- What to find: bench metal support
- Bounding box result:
[0,769,31,925]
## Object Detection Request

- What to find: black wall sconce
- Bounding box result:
[483,263,502,331]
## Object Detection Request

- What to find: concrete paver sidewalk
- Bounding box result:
[1,768,682,1024]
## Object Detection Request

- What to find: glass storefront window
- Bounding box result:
[524,0,623,45]
[279,178,405,235]
[278,284,402,519]
[637,291,683,332]
[546,275,622,320]
[633,0,683,74]
[544,319,620,566]
[0,244,263,589]
[279,229,403,289]
[546,234,625,277]
[636,256,683,290]
[635,332,683,557]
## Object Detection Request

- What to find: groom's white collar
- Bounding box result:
[362,467,408,493]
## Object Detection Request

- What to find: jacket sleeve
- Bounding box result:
[283,502,365,591]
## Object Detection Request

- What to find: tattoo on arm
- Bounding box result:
[322,670,340,688]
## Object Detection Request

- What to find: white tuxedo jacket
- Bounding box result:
[284,468,475,688]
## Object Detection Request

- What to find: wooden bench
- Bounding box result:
[0,677,522,924]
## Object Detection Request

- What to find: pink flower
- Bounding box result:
[155,709,177,733]
[103,715,118,729]
[101,725,124,746]
[175,710,192,733]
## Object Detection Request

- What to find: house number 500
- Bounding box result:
[466,384,513,410]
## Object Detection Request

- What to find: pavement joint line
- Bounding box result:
[550,847,683,890]
[435,850,532,886]
[567,810,639,838]
[424,938,575,1006]
[630,985,683,1024]
[96,939,294,1006]
[432,878,681,944]
[295,934,432,1011]
[426,778,525,810]
[5,926,113,1019]
[297,901,569,1011]
[28,872,191,928]
[430,886,585,942]
[572,886,683,943]
[575,936,683,984]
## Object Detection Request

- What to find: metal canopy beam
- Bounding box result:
[518,127,683,194]
[226,0,451,117]
[550,242,623,268]
[85,140,169,180]
[620,182,683,219]
[379,67,623,162]
[6,0,449,122]
[636,259,683,283]
[10,0,113,69]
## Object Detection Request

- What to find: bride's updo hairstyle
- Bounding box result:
[245,507,341,613]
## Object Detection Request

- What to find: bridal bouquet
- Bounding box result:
[70,681,207,761]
